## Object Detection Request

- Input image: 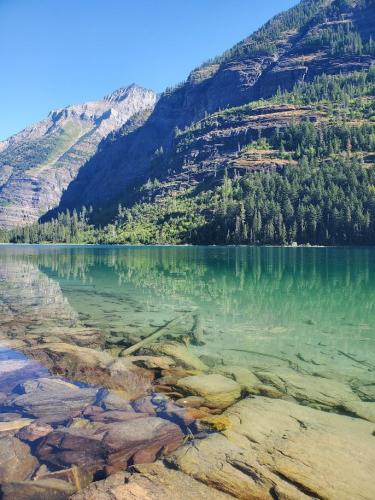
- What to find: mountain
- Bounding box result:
[0,84,156,228]
[2,0,375,246]
[56,0,374,222]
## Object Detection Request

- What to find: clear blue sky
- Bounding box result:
[0,0,298,140]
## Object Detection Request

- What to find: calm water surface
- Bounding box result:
[1,245,374,380]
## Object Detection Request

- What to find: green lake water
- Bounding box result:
[1,245,375,380]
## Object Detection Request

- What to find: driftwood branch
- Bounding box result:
[121,313,189,356]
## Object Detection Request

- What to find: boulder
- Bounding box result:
[0,435,39,482]
[1,479,76,500]
[71,462,232,500]
[36,426,106,473]
[176,374,241,409]
[147,342,208,371]
[103,417,184,473]
[95,389,134,411]
[16,421,53,442]
[5,377,97,422]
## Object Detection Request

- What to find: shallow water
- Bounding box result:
[0,245,374,482]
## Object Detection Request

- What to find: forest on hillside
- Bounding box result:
[2,68,375,246]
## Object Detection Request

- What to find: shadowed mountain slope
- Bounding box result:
[57,0,375,221]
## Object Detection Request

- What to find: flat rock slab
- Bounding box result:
[5,377,98,421]
[169,396,375,500]
[71,463,232,500]
[24,343,153,398]
[1,478,76,500]
[176,374,241,409]
[0,417,33,433]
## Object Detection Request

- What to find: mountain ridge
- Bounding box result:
[56,0,374,219]
[0,84,156,228]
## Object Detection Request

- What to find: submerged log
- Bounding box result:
[121,314,189,356]
[190,314,205,345]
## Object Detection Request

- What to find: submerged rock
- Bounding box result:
[1,478,76,500]
[16,421,53,442]
[24,343,153,398]
[36,415,184,476]
[71,462,232,500]
[168,396,375,500]
[147,342,208,371]
[103,417,184,474]
[0,418,34,433]
[254,368,368,416]
[0,435,39,482]
[5,377,97,422]
[95,389,134,411]
[176,374,242,409]
[36,426,106,473]
[175,396,206,408]
[36,466,93,491]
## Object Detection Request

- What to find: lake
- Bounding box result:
[0,245,374,496]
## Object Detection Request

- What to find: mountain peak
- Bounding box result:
[103,84,151,103]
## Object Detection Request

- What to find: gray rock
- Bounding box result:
[5,377,98,421]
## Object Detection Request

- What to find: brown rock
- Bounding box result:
[90,410,147,423]
[36,427,106,473]
[0,435,39,482]
[36,466,93,491]
[103,417,184,473]
[25,343,153,398]
[175,396,206,408]
[16,421,53,442]
[71,462,232,500]
[1,478,76,500]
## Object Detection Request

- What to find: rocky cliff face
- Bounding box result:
[57,0,375,220]
[0,85,156,228]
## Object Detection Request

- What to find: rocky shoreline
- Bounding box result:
[1,326,375,499]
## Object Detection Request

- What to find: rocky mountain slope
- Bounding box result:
[0,85,156,228]
[56,0,375,221]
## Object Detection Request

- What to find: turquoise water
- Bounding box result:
[1,245,374,387]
